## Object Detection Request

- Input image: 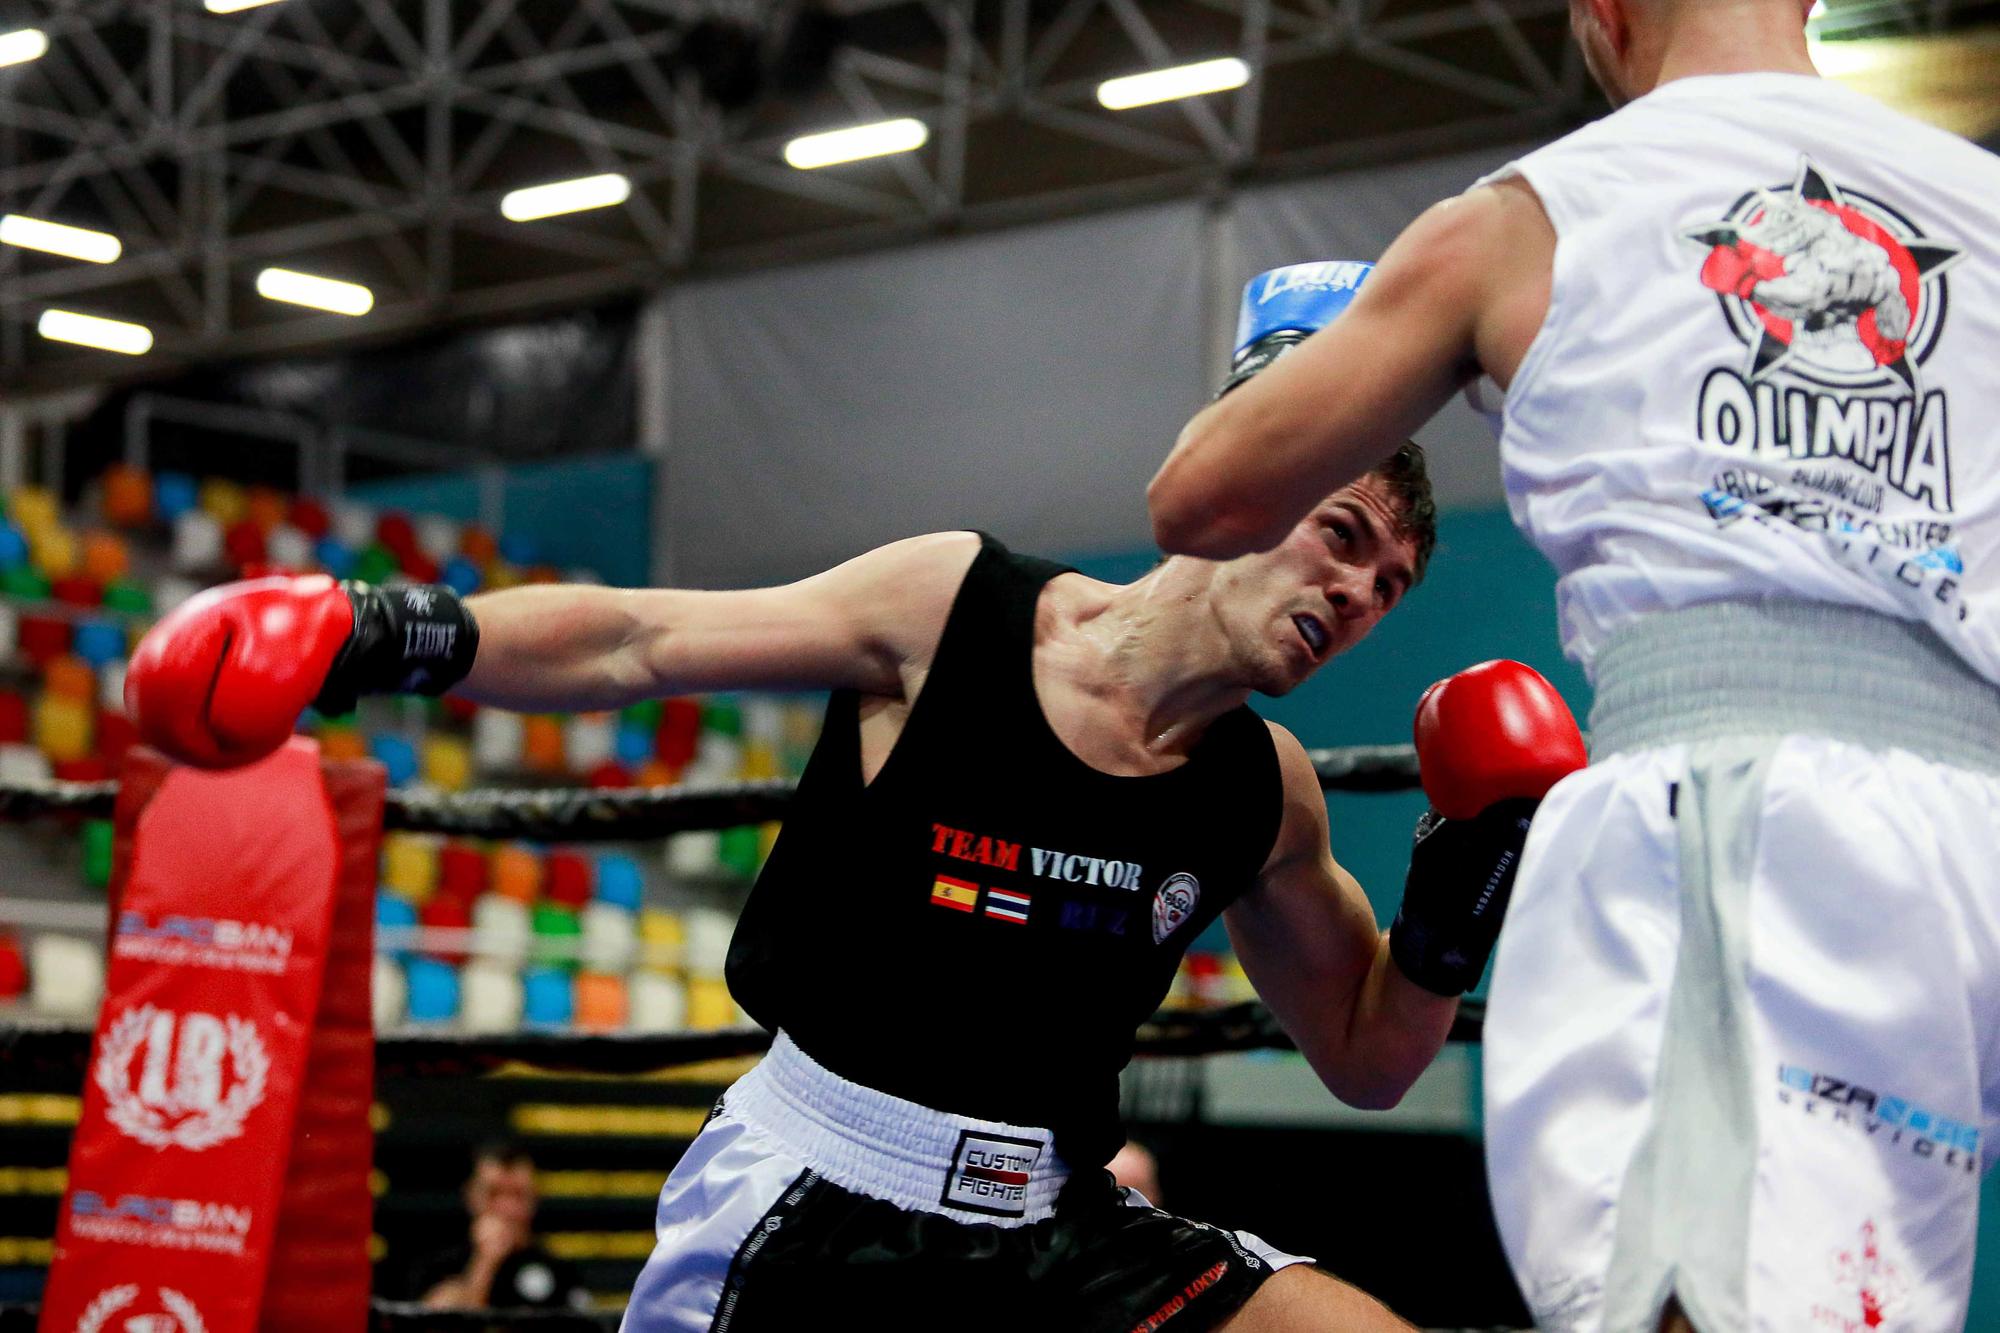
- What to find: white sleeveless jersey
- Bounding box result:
[1476,73,2000,684]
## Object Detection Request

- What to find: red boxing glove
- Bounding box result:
[126,575,355,769]
[1414,660,1586,819]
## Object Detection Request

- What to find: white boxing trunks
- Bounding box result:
[620,1030,1310,1333]
[1484,600,2000,1333]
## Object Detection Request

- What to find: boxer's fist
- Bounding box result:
[1414,659,1585,820]
[127,575,482,770]
[1217,260,1374,398]
[1390,661,1584,995]
[126,575,356,769]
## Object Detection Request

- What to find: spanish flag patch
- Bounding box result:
[930,876,979,912]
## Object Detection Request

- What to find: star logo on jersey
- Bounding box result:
[1682,157,1963,395]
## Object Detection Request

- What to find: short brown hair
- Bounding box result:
[1367,441,1437,585]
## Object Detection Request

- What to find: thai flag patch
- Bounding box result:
[983,887,1031,924]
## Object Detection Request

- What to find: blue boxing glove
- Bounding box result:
[1218,260,1373,397]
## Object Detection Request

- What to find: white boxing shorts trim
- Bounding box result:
[721,1030,1069,1223]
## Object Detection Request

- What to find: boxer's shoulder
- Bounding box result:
[827,529,984,665]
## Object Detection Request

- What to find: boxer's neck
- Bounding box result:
[1619,1,1819,102]
[1032,569,1256,768]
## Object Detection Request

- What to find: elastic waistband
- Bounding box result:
[722,1031,1070,1227]
[1589,601,2000,774]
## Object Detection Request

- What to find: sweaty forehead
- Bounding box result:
[1330,476,1410,535]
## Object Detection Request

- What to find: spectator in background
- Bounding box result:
[409,1139,590,1313]
[1107,1139,1163,1206]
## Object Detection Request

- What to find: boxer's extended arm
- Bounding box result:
[126,531,980,769]
[1148,179,1552,559]
[458,531,979,712]
[1224,724,1455,1111]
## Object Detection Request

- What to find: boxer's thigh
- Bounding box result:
[1213,1264,1411,1333]
[1482,748,1686,1330]
[1721,738,1996,1333]
[1045,1183,1313,1333]
[1589,736,1993,1332]
[620,1110,815,1333]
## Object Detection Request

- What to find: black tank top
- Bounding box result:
[725,535,1284,1167]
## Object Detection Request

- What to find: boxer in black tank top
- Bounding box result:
[727,535,1286,1170]
[467,438,1540,1333]
[388,448,1560,1333]
[127,447,1566,1330]
[128,443,1562,1329]
[607,492,1448,1333]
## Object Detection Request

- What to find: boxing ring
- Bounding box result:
[0,741,1504,1333]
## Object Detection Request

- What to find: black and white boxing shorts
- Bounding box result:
[620,1032,1310,1332]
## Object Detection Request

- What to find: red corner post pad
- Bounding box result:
[40,739,384,1333]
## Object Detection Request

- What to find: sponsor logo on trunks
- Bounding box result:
[941,1130,1045,1219]
[67,1190,253,1255]
[1683,158,1971,621]
[1776,1064,1978,1173]
[114,912,292,974]
[1129,1260,1231,1333]
[1811,1220,1905,1331]
[1151,873,1200,945]
[930,875,979,913]
[71,1284,207,1333]
[983,887,1032,925]
[94,1006,271,1152]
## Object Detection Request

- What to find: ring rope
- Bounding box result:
[0,1302,1527,1332]
[0,999,1486,1082]
[0,744,1422,840]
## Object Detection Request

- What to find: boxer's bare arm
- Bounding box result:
[1223,723,1457,1110]
[455,531,982,712]
[1149,178,1553,559]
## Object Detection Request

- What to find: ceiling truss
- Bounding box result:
[0,0,1980,392]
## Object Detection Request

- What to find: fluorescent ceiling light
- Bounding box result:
[204,0,287,13]
[500,173,631,222]
[38,310,153,356]
[256,267,374,316]
[0,28,48,67]
[1098,57,1250,110]
[0,215,120,264]
[783,118,928,170]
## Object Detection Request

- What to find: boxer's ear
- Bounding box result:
[1572,0,1628,58]
[1569,0,1634,103]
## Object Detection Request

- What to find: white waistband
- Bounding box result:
[722,1031,1071,1227]
[1590,600,2000,774]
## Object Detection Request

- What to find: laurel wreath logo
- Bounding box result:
[160,1286,209,1333]
[73,1283,207,1333]
[94,1006,271,1151]
[73,1283,135,1333]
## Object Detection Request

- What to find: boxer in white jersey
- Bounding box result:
[1149,1,2000,1330]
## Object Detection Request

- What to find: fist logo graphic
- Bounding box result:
[1702,190,1911,341]
[1684,158,1961,393]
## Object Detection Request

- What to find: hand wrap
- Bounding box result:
[1387,798,1537,996]
[313,581,480,716]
